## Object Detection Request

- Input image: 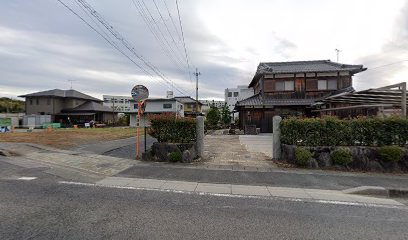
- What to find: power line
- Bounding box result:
[161,0,193,90]
[152,0,186,64]
[162,0,182,42]
[139,0,187,68]
[57,0,170,92]
[175,0,193,90]
[131,0,191,81]
[56,0,148,76]
[75,0,191,95]
[131,0,194,95]
[365,60,408,72]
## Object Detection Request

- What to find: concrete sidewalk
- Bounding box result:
[94,177,405,207]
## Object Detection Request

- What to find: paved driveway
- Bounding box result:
[203,135,275,167]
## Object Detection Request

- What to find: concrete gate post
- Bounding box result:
[196,116,204,157]
[272,116,282,160]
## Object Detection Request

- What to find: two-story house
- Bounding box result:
[19,89,114,125]
[129,98,184,127]
[235,60,366,132]
[174,96,203,117]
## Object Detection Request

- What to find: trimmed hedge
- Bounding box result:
[295,147,312,166]
[281,116,408,147]
[330,147,353,166]
[377,146,403,163]
[148,114,196,143]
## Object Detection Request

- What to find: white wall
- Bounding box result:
[129,99,185,127]
[225,85,254,112]
[103,95,133,112]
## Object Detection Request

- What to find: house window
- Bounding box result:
[328,79,337,90]
[318,80,337,90]
[163,103,172,109]
[318,80,326,90]
[275,80,294,91]
[233,92,239,97]
[306,79,318,90]
[29,99,33,105]
[228,92,232,97]
[36,99,39,105]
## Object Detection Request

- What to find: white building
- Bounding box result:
[129,98,184,127]
[200,100,225,115]
[103,95,133,113]
[225,85,254,114]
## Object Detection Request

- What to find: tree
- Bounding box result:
[206,105,220,129]
[220,104,231,127]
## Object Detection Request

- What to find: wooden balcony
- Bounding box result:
[264,90,333,99]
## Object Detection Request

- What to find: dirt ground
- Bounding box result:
[0,128,142,149]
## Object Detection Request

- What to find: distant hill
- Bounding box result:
[0,98,24,113]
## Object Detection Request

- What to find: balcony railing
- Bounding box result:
[264,91,334,99]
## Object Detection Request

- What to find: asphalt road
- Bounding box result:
[72,136,157,159]
[117,164,408,190]
[0,161,407,240]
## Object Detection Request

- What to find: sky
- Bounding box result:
[1,0,408,101]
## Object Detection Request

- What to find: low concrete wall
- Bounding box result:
[281,144,408,172]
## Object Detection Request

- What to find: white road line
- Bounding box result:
[17,177,37,181]
[58,181,406,209]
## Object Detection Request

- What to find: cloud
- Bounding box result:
[0,0,406,102]
[353,1,408,90]
[272,32,297,59]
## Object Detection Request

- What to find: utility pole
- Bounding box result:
[335,49,341,62]
[194,68,201,115]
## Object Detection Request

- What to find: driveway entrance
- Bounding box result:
[203,134,275,168]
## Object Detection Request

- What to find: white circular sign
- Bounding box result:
[131,85,149,101]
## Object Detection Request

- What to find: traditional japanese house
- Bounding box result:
[235,60,366,133]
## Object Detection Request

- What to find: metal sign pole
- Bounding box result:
[136,101,141,159]
[131,84,149,160]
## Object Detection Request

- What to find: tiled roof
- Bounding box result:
[236,94,316,107]
[249,60,366,87]
[257,60,365,74]
[19,89,102,102]
[63,101,112,113]
[174,96,203,105]
[236,87,354,107]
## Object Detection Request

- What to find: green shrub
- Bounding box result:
[149,113,196,143]
[377,146,403,163]
[168,151,182,162]
[206,107,220,130]
[330,147,353,166]
[295,147,312,166]
[280,116,408,147]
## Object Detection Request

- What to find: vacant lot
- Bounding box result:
[0,128,142,149]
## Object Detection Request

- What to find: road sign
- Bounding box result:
[131,85,149,102]
[131,85,149,160]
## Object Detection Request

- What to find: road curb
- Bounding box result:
[343,186,389,197]
[343,186,408,199]
[389,189,408,198]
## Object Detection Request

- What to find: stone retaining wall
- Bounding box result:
[142,142,197,163]
[281,144,408,172]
